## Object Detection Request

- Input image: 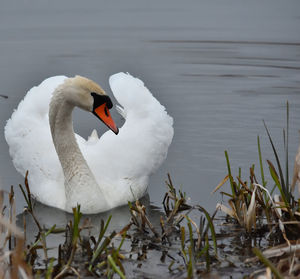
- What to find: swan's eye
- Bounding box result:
[91,92,113,110]
[104,105,109,117]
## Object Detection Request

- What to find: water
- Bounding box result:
[0,0,300,216]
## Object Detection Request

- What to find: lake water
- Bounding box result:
[0,0,300,216]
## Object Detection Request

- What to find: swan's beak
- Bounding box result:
[93,103,119,135]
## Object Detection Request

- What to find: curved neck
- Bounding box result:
[49,89,99,198]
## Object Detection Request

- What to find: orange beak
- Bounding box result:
[93,103,119,135]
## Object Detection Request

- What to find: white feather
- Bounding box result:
[4,73,174,213]
[116,105,126,119]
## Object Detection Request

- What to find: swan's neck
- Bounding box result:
[49,88,104,210]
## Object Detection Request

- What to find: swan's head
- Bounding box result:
[63,75,119,134]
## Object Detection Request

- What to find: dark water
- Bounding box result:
[0,0,300,217]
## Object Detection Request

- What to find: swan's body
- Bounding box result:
[5,73,173,214]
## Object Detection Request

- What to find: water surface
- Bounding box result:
[0,0,300,215]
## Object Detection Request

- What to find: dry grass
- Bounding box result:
[1,103,299,278]
[214,103,300,278]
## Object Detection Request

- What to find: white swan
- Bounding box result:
[5,73,173,214]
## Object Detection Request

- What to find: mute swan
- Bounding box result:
[5,73,174,214]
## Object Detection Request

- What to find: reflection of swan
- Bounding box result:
[17,194,164,252]
[5,73,173,214]
[18,194,156,234]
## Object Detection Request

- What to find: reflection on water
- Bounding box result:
[19,201,132,236]
[17,195,272,278]
[17,194,163,245]
[17,194,175,277]
[0,0,299,216]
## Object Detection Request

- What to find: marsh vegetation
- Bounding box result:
[1,106,300,278]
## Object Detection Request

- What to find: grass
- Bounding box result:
[1,178,128,278]
[126,174,219,277]
[215,103,300,278]
[1,102,299,278]
[2,168,297,278]
[1,173,220,278]
[216,105,300,236]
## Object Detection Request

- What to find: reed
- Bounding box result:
[216,103,300,239]
[2,102,298,278]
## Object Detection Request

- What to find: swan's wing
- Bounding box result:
[108,72,174,176]
[4,76,67,208]
[116,105,126,119]
[81,72,174,204]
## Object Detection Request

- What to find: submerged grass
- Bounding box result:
[126,174,219,277]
